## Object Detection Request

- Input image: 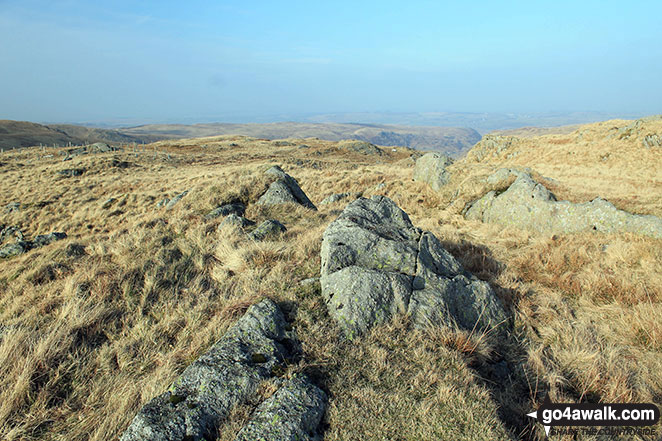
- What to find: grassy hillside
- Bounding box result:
[0,116,660,440]
[0,120,148,150]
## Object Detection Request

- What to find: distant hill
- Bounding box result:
[121,122,481,155]
[0,120,149,150]
[0,120,481,155]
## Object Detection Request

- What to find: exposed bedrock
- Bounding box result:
[465,170,662,238]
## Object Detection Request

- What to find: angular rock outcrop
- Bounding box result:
[320,196,507,338]
[120,299,299,441]
[233,375,327,441]
[465,171,662,238]
[413,152,454,191]
[248,220,286,241]
[257,166,317,210]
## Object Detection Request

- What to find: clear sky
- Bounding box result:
[1,0,661,123]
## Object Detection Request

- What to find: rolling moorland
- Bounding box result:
[0,116,660,440]
[0,120,481,155]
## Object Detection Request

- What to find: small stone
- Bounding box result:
[248,220,287,241]
[300,277,320,287]
[58,168,84,177]
[101,198,116,209]
[205,203,246,220]
[165,190,189,210]
[218,214,255,230]
[4,202,20,213]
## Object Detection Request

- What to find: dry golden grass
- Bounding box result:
[0,120,661,440]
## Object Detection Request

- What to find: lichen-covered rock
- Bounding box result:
[205,203,246,220]
[0,225,24,243]
[319,192,362,205]
[413,152,454,191]
[320,196,507,338]
[338,140,383,156]
[32,232,67,248]
[248,220,286,241]
[233,375,327,441]
[218,214,255,230]
[465,172,662,238]
[0,231,66,259]
[120,299,297,441]
[257,166,316,210]
[0,241,29,258]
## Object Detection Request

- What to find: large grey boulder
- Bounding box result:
[413,152,454,191]
[233,375,327,441]
[320,196,507,338]
[120,299,298,441]
[465,172,662,238]
[257,166,317,210]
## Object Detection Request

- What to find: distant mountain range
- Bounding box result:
[0,120,481,155]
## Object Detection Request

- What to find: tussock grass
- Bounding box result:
[0,118,661,440]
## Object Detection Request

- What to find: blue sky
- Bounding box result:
[1,0,661,123]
